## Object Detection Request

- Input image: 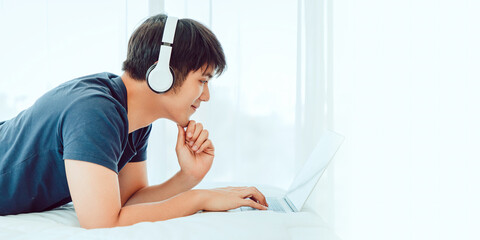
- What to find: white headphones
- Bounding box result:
[146,16,179,93]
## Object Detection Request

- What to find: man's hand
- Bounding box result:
[176,120,214,181]
[199,186,269,211]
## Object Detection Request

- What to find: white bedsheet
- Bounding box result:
[0,184,340,240]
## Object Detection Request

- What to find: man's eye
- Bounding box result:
[200,80,208,84]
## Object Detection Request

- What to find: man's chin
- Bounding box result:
[178,118,190,128]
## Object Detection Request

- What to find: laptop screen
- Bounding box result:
[285,130,345,211]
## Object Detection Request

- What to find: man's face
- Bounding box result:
[161,65,213,127]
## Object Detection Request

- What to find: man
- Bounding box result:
[0,14,268,229]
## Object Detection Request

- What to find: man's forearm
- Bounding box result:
[124,170,201,206]
[116,189,204,227]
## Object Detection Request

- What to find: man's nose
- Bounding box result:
[200,84,210,102]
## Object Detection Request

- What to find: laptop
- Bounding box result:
[229,129,345,213]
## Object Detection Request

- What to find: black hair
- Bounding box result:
[122,14,226,90]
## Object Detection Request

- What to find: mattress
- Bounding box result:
[0,183,340,240]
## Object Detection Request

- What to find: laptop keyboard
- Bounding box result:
[240,198,286,212]
[266,198,286,212]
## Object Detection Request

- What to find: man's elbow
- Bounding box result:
[78,206,143,229]
[78,213,121,229]
[82,221,121,229]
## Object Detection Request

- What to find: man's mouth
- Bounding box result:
[191,105,198,111]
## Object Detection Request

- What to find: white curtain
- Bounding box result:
[0,0,328,192]
[151,0,328,190]
[0,0,149,119]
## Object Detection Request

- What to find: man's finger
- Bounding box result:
[186,120,196,140]
[195,139,213,154]
[242,199,268,210]
[242,187,268,207]
[191,123,203,144]
[176,125,186,146]
[192,130,208,152]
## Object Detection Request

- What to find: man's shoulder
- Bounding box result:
[58,72,120,94]
[40,72,125,113]
[62,72,117,81]
[29,72,128,131]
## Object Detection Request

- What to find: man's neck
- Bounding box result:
[121,72,167,133]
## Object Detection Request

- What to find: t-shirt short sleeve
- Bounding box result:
[129,124,152,163]
[61,95,128,174]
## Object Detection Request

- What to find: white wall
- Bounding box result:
[329,0,480,239]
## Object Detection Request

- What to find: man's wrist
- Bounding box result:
[189,189,207,211]
[177,170,202,188]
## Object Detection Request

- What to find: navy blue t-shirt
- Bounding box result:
[0,72,151,215]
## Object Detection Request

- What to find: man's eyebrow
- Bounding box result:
[202,73,213,79]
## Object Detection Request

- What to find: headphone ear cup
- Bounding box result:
[146,63,163,93]
[146,63,157,82]
[146,63,175,93]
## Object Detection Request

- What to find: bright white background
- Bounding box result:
[1,1,479,240]
[327,0,480,240]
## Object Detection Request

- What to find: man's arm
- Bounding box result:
[119,121,213,207]
[118,161,200,207]
[65,159,267,229]
[65,159,203,229]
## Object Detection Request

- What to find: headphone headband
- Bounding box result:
[162,16,178,44]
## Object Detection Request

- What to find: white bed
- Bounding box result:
[0,183,341,240]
